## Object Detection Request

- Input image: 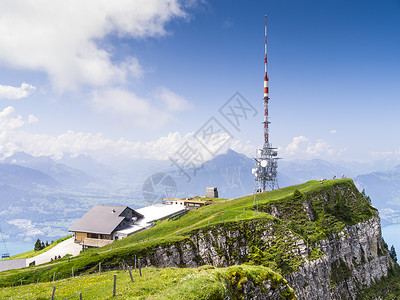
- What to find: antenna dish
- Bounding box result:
[261,160,268,168]
[251,168,257,174]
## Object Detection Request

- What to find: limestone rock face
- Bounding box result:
[286,213,394,299]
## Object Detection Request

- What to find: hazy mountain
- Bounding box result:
[0,163,59,189]
[57,153,116,179]
[167,149,294,199]
[278,159,352,183]
[3,152,102,188]
[354,165,400,225]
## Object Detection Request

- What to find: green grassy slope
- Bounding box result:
[0,265,296,299]
[0,179,375,290]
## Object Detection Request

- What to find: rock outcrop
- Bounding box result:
[286,213,394,299]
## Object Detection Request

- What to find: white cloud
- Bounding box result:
[0,105,254,162]
[0,128,192,161]
[330,129,337,134]
[0,83,36,99]
[0,106,25,130]
[228,139,256,157]
[0,0,189,91]
[281,136,344,159]
[154,87,193,112]
[91,87,192,128]
[8,219,43,236]
[27,114,39,124]
[0,106,189,159]
[370,148,400,159]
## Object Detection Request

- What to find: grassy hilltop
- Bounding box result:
[1,178,398,299]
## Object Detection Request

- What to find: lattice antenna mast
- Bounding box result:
[253,14,280,193]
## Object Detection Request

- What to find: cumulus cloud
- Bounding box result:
[0,127,190,161]
[227,139,256,157]
[0,83,36,99]
[0,0,188,90]
[281,136,344,159]
[91,87,192,128]
[27,114,39,124]
[0,105,255,162]
[370,148,400,159]
[330,129,337,134]
[0,105,188,159]
[0,106,25,130]
[154,87,193,112]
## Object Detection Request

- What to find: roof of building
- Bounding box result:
[68,205,143,235]
[164,198,213,204]
[0,258,26,272]
[136,204,187,223]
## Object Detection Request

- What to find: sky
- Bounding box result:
[0,0,399,164]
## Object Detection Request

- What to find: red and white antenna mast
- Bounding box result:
[253,14,280,193]
[263,14,269,145]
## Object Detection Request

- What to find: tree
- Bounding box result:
[390,245,397,262]
[361,189,372,205]
[34,239,43,251]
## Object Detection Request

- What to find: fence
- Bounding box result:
[2,256,146,299]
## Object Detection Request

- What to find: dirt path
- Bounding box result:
[26,237,81,267]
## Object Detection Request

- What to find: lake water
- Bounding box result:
[1,242,33,258]
[382,223,400,255]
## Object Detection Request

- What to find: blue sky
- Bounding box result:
[0,0,399,163]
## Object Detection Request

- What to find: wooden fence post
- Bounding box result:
[139,260,142,277]
[72,267,74,278]
[79,292,82,300]
[113,274,117,297]
[51,286,56,300]
[99,262,102,275]
[129,267,134,282]
[134,255,137,271]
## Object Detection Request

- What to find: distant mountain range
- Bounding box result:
[354,166,400,226]
[0,150,399,244]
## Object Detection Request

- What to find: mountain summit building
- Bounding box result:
[69,205,144,247]
[69,204,187,248]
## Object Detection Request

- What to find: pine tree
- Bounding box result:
[34,239,42,251]
[390,245,397,262]
[361,189,372,205]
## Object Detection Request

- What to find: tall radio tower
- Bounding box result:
[252,14,280,193]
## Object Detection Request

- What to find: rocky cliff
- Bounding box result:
[135,180,398,299]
